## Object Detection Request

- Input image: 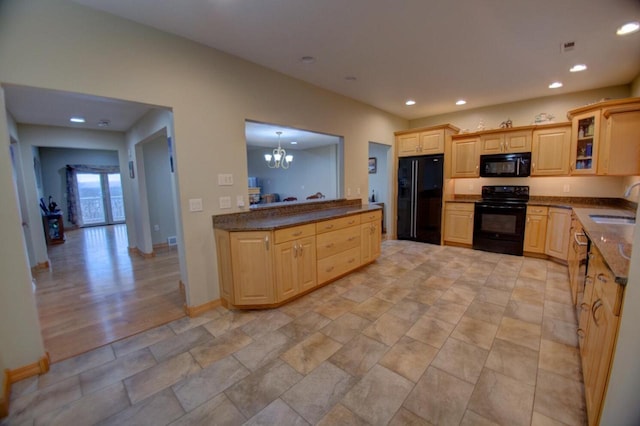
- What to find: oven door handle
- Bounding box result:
[476,203,526,211]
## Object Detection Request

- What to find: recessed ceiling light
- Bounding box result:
[290,141,298,145]
[456,99,467,106]
[548,82,563,89]
[616,21,640,36]
[300,56,316,64]
[405,99,416,106]
[570,64,587,72]
[70,117,85,123]
[345,76,357,81]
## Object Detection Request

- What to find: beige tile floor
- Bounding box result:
[3,240,586,425]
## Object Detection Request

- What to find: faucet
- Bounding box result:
[624,181,640,197]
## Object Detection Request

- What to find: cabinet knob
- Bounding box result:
[532,162,535,171]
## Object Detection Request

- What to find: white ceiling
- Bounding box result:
[4,1,640,150]
[4,85,157,132]
[74,0,640,120]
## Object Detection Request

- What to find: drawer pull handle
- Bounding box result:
[292,231,302,236]
[326,243,334,248]
[325,224,334,230]
[574,232,588,246]
[265,235,269,250]
[326,266,334,272]
[577,328,585,338]
[348,237,356,241]
[348,220,355,224]
[348,258,355,264]
[596,273,608,283]
[581,302,589,311]
[592,299,603,325]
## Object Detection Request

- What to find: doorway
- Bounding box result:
[4,85,186,362]
[368,142,391,234]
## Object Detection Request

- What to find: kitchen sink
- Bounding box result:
[589,215,636,225]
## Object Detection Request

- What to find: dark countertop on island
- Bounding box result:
[212,199,382,232]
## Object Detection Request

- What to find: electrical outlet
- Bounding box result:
[347,188,351,196]
[189,198,203,212]
[356,187,361,195]
[153,224,160,231]
[236,195,245,208]
[563,184,570,193]
[219,196,231,209]
[217,174,234,186]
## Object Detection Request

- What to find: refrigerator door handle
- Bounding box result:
[411,160,420,238]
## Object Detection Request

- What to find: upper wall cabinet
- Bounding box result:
[479,129,532,154]
[450,136,480,178]
[567,97,640,176]
[598,103,640,176]
[395,124,459,157]
[531,123,571,176]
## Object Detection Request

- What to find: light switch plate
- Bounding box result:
[219,196,232,209]
[189,198,203,212]
[217,174,234,186]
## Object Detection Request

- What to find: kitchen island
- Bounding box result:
[213,199,382,308]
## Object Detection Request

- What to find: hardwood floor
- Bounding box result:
[33,224,185,362]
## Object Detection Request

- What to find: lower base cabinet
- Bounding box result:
[444,202,474,245]
[545,207,571,260]
[523,206,548,254]
[579,247,624,425]
[215,210,381,308]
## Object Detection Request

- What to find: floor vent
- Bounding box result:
[167,236,178,246]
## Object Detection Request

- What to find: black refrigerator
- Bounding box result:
[397,154,443,244]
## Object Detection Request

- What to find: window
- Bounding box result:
[77,172,125,226]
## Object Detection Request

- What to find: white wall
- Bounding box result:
[247,145,338,201]
[0,88,45,371]
[368,142,391,231]
[38,147,120,227]
[142,134,177,245]
[454,176,627,197]
[0,0,406,323]
[410,85,630,131]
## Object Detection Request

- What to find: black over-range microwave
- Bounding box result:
[480,152,531,178]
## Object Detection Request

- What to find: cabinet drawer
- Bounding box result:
[593,260,623,316]
[316,215,361,234]
[274,223,315,244]
[316,226,361,259]
[445,202,474,212]
[361,210,382,223]
[317,246,361,283]
[527,205,548,215]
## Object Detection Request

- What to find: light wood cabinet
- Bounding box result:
[523,206,548,254]
[275,235,316,302]
[598,106,640,175]
[450,137,480,178]
[569,111,600,175]
[531,124,571,176]
[544,207,571,261]
[361,211,382,264]
[580,247,624,426]
[567,97,640,176]
[396,125,458,157]
[215,210,381,308]
[443,202,474,245]
[480,129,532,154]
[229,231,274,305]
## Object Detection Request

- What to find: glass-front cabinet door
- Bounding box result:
[570,111,600,174]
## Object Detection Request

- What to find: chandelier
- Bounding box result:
[264,131,293,169]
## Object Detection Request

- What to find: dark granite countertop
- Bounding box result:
[573,208,635,285]
[444,195,636,284]
[212,199,382,232]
